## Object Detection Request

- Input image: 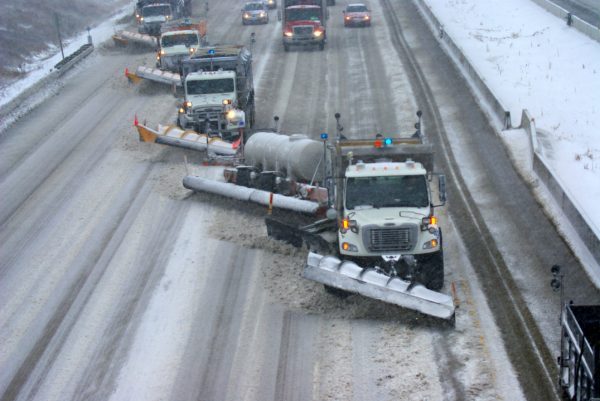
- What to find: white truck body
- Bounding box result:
[339,160,440,258]
[157,29,200,71]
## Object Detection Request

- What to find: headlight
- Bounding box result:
[160,49,165,55]
[313,30,323,37]
[178,107,185,114]
[422,239,439,250]
[260,12,266,17]
[284,31,293,37]
[345,16,350,20]
[244,13,250,18]
[140,17,144,21]
[185,101,192,108]
[341,242,358,252]
[364,15,370,20]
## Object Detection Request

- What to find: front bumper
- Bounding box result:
[139,22,163,35]
[345,17,371,26]
[159,54,188,72]
[283,34,325,46]
[242,15,268,24]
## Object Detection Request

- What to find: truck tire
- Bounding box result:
[423,249,444,291]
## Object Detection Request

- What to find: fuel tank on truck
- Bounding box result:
[244,132,324,182]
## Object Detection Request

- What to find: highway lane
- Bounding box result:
[2,0,594,400]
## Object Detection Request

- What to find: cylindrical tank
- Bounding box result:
[244,131,324,182]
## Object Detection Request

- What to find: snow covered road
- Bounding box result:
[1,0,598,400]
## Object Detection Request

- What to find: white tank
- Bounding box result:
[244,132,324,182]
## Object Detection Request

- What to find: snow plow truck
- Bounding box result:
[183,112,455,320]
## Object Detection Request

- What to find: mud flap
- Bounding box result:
[304,252,455,320]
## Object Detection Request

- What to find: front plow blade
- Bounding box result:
[304,252,455,320]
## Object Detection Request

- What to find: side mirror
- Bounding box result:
[438,174,446,204]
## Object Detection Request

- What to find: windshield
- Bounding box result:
[161,33,198,47]
[286,9,321,22]
[244,3,264,10]
[347,5,368,12]
[187,78,235,95]
[143,5,171,17]
[345,175,429,209]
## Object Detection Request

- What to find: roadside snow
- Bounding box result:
[422,0,600,279]
[0,4,133,109]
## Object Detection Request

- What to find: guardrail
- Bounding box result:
[0,42,95,126]
[414,0,600,269]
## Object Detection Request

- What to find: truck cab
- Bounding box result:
[177,46,254,139]
[157,29,201,71]
[282,0,326,51]
[179,70,241,134]
[139,3,173,36]
[334,136,446,290]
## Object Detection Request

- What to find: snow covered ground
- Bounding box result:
[0,4,133,110]
[421,0,600,282]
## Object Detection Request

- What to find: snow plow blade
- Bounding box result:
[304,252,456,320]
[136,123,239,155]
[112,30,157,48]
[134,66,181,87]
[183,176,322,215]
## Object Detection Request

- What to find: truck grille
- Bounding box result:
[190,107,225,131]
[363,224,418,252]
[293,25,314,37]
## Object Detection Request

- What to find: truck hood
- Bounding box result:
[144,15,167,23]
[347,207,429,226]
[163,45,197,56]
[188,93,236,108]
[286,20,323,28]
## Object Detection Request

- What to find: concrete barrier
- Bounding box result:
[415,0,512,130]
[519,111,600,266]
[529,0,600,42]
[415,0,600,269]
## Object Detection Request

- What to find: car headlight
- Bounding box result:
[260,12,266,17]
[244,13,250,18]
[284,31,293,37]
[313,30,323,37]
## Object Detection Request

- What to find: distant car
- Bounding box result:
[265,0,277,9]
[242,2,269,25]
[343,3,371,27]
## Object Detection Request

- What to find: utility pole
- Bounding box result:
[54,13,65,60]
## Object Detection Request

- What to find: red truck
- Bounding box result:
[282,0,327,51]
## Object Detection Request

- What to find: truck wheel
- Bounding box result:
[415,239,444,292]
[324,285,351,298]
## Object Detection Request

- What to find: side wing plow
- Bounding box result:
[112,30,158,48]
[136,123,239,156]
